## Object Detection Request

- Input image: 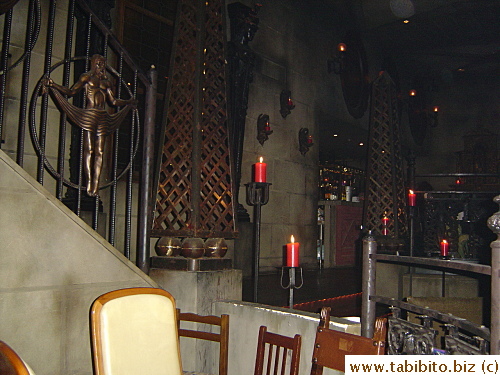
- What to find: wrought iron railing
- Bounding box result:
[0,0,156,272]
[361,194,500,354]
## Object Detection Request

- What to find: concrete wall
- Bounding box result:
[214,300,360,375]
[0,150,157,375]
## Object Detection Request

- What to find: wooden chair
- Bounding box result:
[90,287,183,375]
[254,326,301,375]
[310,307,387,374]
[0,341,34,375]
[176,309,229,375]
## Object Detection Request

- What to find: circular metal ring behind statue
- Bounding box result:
[28,56,140,194]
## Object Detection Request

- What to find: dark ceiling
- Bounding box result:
[365,0,500,78]
[320,0,500,165]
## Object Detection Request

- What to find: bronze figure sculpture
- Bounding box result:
[44,54,137,197]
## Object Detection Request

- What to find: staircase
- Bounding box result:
[0,1,158,373]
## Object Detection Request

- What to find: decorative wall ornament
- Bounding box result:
[444,325,489,355]
[155,237,181,257]
[280,89,295,118]
[388,315,437,355]
[299,128,313,155]
[257,114,272,145]
[42,54,137,197]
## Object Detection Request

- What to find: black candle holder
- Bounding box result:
[299,128,313,155]
[280,267,304,308]
[257,114,273,146]
[280,89,295,118]
[245,182,271,302]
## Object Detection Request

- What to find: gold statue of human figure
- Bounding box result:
[44,54,137,196]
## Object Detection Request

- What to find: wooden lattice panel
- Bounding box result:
[363,72,407,238]
[152,0,236,238]
[199,0,235,235]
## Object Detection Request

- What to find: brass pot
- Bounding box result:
[181,238,205,258]
[155,237,181,256]
[204,238,228,258]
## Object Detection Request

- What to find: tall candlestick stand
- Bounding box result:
[408,205,415,296]
[245,182,271,302]
[280,267,303,308]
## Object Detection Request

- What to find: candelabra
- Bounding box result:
[280,266,303,309]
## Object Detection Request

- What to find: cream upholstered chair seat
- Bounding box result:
[91,287,183,375]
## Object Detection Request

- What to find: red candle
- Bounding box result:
[286,235,299,267]
[382,215,389,236]
[408,190,416,206]
[253,157,267,182]
[440,239,449,257]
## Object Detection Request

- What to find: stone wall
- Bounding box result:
[236,0,364,272]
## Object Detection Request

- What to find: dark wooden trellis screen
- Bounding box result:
[363,72,407,238]
[152,0,236,238]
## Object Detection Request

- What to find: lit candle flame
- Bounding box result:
[290,235,295,243]
[442,239,448,244]
[409,189,414,194]
[259,156,263,163]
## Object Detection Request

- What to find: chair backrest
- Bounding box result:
[311,307,387,374]
[254,326,301,375]
[0,341,33,375]
[90,287,183,375]
[176,309,229,375]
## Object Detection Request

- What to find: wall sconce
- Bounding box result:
[327,43,346,74]
[299,128,313,155]
[430,106,439,127]
[404,88,440,145]
[407,90,439,126]
[257,114,273,145]
[280,90,295,118]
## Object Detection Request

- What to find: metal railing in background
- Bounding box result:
[0,0,156,273]
[361,201,500,355]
